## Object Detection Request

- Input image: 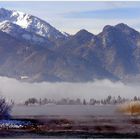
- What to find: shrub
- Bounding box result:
[24,98,38,106]
[118,101,140,116]
[0,97,11,119]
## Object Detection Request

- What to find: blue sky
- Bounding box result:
[0,1,140,34]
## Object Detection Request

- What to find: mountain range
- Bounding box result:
[0,8,140,83]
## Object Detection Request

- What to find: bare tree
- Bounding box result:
[118,101,140,134]
[83,99,87,105]
[0,97,11,119]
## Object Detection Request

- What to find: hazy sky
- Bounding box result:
[0,2,140,34]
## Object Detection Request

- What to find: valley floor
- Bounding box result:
[0,105,140,138]
[0,115,140,138]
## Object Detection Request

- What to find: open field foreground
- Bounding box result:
[0,105,140,138]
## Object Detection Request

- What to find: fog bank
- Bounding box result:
[0,76,139,103]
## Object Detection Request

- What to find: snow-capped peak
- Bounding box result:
[0,8,66,40]
[0,8,29,28]
[0,21,51,46]
[11,11,31,28]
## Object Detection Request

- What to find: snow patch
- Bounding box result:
[0,8,66,39]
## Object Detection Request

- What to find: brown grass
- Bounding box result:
[118,101,140,116]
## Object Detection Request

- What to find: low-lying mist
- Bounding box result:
[0,76,139,103]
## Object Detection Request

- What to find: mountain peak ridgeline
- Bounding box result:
[0,8,139,83]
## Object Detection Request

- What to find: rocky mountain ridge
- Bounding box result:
[0,8,139,82]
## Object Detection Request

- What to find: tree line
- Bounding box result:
[23,95,140,106]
